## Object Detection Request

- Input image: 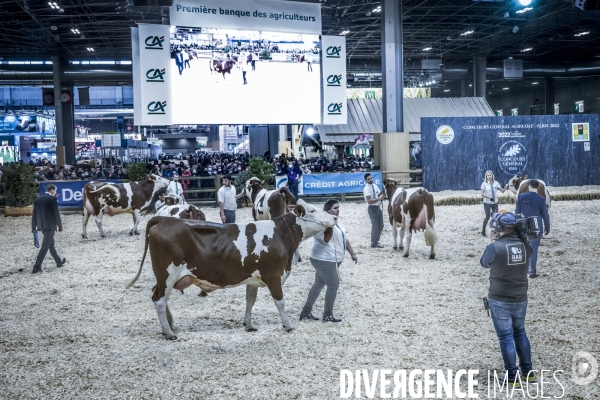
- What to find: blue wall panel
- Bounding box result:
[421,115,600,191]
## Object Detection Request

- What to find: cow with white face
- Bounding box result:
[243,177,297,221]
[126,199,337,339]
[384,179,438,259]
[508,175,551,209]
[82,174,170,238]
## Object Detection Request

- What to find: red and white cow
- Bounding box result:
[243,177,297,221]
[508,175,551,209]
[126,199,337,339]
[82,174,170,238]
[384,179,437,259]
[156,203,206,221]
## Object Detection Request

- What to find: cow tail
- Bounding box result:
[424,192,437,246]
[125,217,157,289]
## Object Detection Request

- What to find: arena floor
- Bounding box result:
[1,187,599,399]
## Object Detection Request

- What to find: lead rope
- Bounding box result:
[283,215,298,250]
[333,224,356,282]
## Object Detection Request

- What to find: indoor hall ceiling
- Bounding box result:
[0,0,599,79]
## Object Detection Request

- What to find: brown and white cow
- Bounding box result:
[243,177,297,221]
[507,175,551,209]
[156,203,206,221]
[82,174,170,238]
[384,179,437,259]
[126,199,337,339]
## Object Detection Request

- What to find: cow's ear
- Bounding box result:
[261,180,265,185]
[293,204,306,217]
[323,227,333,243]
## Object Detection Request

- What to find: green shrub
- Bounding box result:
[249,156,274,185]
[233,169,253,194]
[125,162,149,182]
[1,163,38,207]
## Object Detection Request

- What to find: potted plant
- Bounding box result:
[1,162,38,217]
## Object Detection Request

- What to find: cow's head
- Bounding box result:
[384,178,400,200]
[243,177,264,200]
[163,194,181,206]
[507,175,525,195]
[150,174,171,189]
[181,204,206,221]
[292,199,337,240]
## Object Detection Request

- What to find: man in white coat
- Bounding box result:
[167,173,185,204]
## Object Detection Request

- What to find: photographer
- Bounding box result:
[480,212,535,388]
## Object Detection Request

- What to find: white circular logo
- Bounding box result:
[436,125,454,145]
[572,351,598,385]
[498,141,528,175]
[44,94,54,104]
[60,92,71,102]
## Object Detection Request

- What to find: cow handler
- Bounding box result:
[218,174,243,223]
[363,173,385,248]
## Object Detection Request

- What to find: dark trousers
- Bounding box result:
[34,229,61,270]
[251,60,256,71]
[224,209,236,224]
[483,203,499,233]
[288,181,299,199]
[242,71,247,84]
[307,62,312,72]
[184,60,190,69]
[177,63,183,75]
[368,206,384,247]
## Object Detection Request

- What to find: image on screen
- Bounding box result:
[169,26,321,124]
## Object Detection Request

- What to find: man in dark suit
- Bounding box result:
[31,184,66,274]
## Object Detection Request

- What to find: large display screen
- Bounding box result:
[169,26,321,124]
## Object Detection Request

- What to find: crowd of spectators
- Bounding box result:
[0,152,374,199]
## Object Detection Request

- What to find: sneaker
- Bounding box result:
[371,244,384,248]
[299,313,319,321]
[32,268,43,274]
[521,371,537,382]
[481,231,487,237]
[322,315,342,323]
[497,373,522,388]
[57,258,66,268]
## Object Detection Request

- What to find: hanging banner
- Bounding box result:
[170,0,321,34]
[138,24,173,126]
[131,27,144,125]
[403,88,431,98]
[321,35,347,125]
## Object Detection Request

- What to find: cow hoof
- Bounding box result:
[403,253,409,258]
[429,254,436,259]
[393,246,398,250]
[165,334,178,340]
[198,290,208,297]
[245,327,258,332]
[82,235,87,239]
[129,231,133,236]
[284,326,295,332]
[134,231,140,236]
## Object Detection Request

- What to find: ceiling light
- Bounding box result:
[444,89,450,92]
[340,30,349,36]
[423,47,432,51]
[515,7,533,14]
[50,25,57,31]
[71,28,80,34]
[87,47,94,52]
[574,31,590,37]
[48,1,58,9]
[518,0,532,5]
[306,128,314,136]
[503,87,509,90]
[504,11,510,17]
[521,47,532,52]
[469,84,472,87]
[372,6,381,12]
[512,26,519,33]
[532,82,539,85]
[460,30,474,36]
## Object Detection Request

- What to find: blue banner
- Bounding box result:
[421,115,600,191]
[39,180,120,208]
[300,171,383,195]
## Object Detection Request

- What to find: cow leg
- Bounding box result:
[94,214,106,237]
[166,306,174,328]
[244,285,259,332]
[82,208,90,239]
[263,276,294,332]
[391,223,398,250]
[154,295,176,340]
[402,216,411,258]
[130,209,141,235]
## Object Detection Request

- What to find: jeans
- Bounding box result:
[483,203,499,233]
[288,181,299,199]
[223,210,236,224]
[528,234,541,275]
[488,298,532,379]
